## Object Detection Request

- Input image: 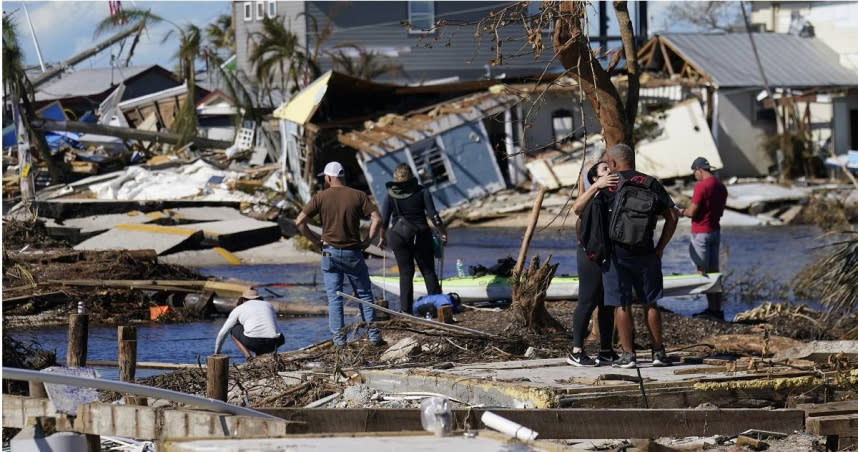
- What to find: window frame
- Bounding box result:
[407,1,435,34]
[406,136,455,190]
[243,2,253,21]
[267,0,277,18]
[256,1,265,20]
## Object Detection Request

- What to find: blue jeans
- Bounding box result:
[321,247,381,345]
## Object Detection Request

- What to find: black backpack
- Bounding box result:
[608,173,659,250]
[579,193,610,264]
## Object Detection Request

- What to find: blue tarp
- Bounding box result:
[3,124,15,147]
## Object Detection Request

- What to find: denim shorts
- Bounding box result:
[689,230,720,272]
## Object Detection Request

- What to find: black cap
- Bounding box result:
[691,157,714,171]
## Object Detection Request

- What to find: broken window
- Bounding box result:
[408,1,435,33]
[409,138,452,188]
[244,2,252,21]
[754,99,776,122]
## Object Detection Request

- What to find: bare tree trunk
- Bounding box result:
[553,1,633,147]
[509,255,564,334]
[613,1,640,142]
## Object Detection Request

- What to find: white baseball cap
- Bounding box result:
[320,161,345,177]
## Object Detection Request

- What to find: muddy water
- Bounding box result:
[20,225,826,379]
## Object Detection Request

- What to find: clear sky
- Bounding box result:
[2,1,676,71]
[2,1,231,69]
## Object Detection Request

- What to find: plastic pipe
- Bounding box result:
[481,411,539,441]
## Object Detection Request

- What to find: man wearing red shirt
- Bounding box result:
[679,157,728,321]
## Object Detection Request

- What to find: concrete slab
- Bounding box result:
[34,199,241,220]
[720,183,808,212]
[167,207,248,222]
[74,224,204,255]
[362,358,761,408]
[159,247,244,267]
[234,238,320,265]
[43,211,157,243]
[173,219,281,251]
[164,433,560,452]
[159,238,321,267]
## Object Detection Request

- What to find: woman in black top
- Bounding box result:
[378,164,448,314]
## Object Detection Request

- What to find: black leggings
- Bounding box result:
[388,228,441,314]
[573,246,614,351]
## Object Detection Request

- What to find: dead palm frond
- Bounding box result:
[93,8,163,66]
[794,231,858,321]
[205,14,234,55]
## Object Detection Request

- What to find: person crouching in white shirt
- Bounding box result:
[214,288,284,360]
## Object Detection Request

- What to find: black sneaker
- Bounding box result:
[566,351,597,367]
[595,350,620,366]
[652,348,673,367]
[612,351,637,369]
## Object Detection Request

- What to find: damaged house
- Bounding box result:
[273,71,541,205]
[639,33,858,177]
[338,91,518,209]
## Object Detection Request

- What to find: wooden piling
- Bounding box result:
[67,313,89,368]
[118,326,137,382]
[206,354,229,402]
[118,326,146,405]
[437,305,454,324]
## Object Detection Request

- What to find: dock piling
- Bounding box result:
[206,354,229,402]
[67,313,89,368]
[118,326,146,405]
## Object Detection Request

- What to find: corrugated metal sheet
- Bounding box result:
[662,33,858,88]
[35,66,155,102]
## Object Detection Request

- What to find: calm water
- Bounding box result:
[18,224,827,379]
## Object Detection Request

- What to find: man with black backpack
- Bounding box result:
[602,144,678,368]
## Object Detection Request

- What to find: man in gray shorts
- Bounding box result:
[679,157,728,321]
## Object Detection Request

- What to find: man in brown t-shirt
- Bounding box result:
[296,161,384,347]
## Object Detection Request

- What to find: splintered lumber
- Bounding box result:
[61,360,200,370]
[258,408,805,438]
[336,291,497,338]
[700,334,803,357]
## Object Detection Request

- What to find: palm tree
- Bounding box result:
[248,17,308,99]
[3,13,64,187]
[164,24,203,149]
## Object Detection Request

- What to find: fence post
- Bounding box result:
[67,313,88,368]
[118,326,146,405]
[206,354,229,402]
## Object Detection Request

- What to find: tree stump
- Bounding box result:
[510,255,564,334]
